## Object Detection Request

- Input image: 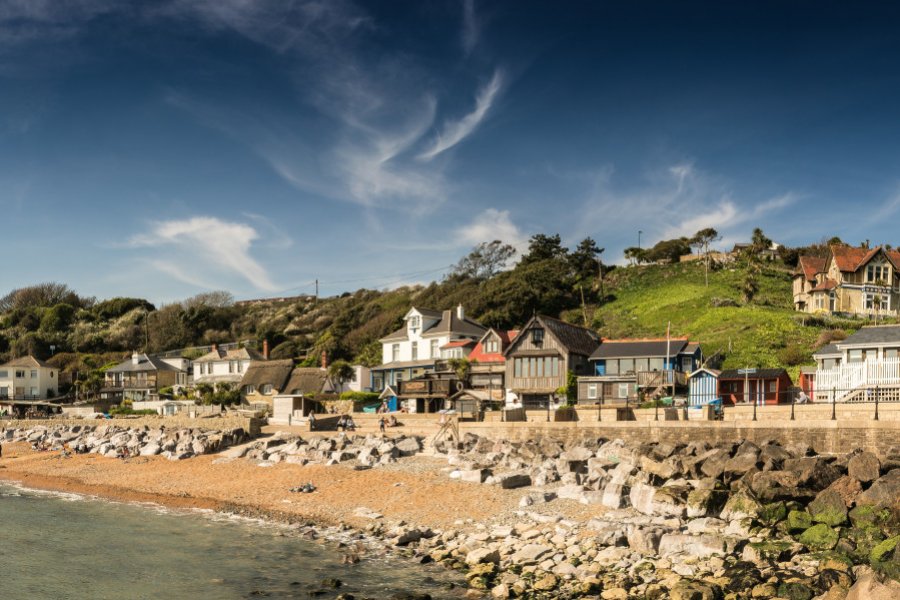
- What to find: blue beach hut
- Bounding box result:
[688,367,720,406]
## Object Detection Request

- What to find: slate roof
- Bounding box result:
[239,359,294,391]
[380,307,487,342]
[370,359,437,372]
[836,325,900,347]
[813,343,841,356]
[590,338,691,360]
[718,368,789,380]
[2,356,51,369]
[194,346,263,363]
[283,367,328,395]
[506,315,600,357]
[106,354,182,373]
[797,256,826,280]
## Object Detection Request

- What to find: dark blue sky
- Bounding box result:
[2,1,900,302]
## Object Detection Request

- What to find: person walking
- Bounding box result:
[379,416,386,434]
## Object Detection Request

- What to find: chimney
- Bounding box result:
[456,304,465,320]
[321,351,328,369]
[262,339,269,360]
[131,352,140,365]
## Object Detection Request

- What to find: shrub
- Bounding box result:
[339,391,380,404]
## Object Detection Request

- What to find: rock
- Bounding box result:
[723,452,760,480]
[845,572,900,600]
[557,483,588,501]
[658,533,729,558]
[669,579,722,600]
[641,455,676,480]
[532,574,558,592]
[510,544,552,564]
[857,470,900,509]
[786,510,814,532]
[720,490,761,522]
[808,489,848,526]
[630,482,686,518]
[700,448,732,479]
[686,488,726,518]
[798,524,839,551]
[742,540,795,565]
[601,461,636,508]
[490,583,510,599]
[869,535,900,563]
[561,446,594,462]
[459,469,490,484]
[466,548,500,565]
[782,457,842,491]
[848,452,881,483]
[495,473,531,489]
[626,525,665,554]
[139,443,161,456]
[395,437,421,456]
[824,475,863,507]
[601,588,628,600]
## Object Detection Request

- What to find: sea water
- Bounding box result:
[0,482,465,599]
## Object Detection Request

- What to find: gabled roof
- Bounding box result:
[834,325,900,348]
[239,359,294,391]
[719,368,790,381]
[2,355,51,369]
[809,279,837,293]
[405,307,443,320]
[106,353,183,373]
[796,256,826,281]
[441,340,475,349]
[284,367,328,395]
[590,338,691,360]
[380,306,487,342]
[469,329,518,363]
[830,244,900,273]
[689,367,721,378]
[194,346,264,363]
[506,315,601,357]
[813,343,841,357]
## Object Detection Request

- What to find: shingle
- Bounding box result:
[590,339,690,360]
[837,325,900,347]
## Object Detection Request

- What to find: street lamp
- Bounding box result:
[638,230,643,250]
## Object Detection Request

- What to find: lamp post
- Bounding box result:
[638,230,643,251]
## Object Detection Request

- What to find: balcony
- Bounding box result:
[104,377,158,390]
[637,370,688,388]
[397,378,454,398]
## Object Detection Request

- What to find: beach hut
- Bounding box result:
[688,368,721,406]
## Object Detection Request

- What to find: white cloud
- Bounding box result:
[129,216,278,291]
[419,69,504,161]
[455,208,524,248]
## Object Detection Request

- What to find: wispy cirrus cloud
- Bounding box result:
[418,69,504,161]
[455,207,525,248]
[461,0,479,55]
[128,216,278,291]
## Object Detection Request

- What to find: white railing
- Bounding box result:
[815,358,900,399]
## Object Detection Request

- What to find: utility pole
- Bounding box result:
[315,279,319,305]
[638,230,643,251]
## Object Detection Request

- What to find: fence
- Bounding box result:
[814,358,900,401]
[687,386,900,421]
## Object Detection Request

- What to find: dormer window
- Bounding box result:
[409,316,421,331]
[532,328,544,345]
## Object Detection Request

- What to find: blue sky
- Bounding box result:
[3,1,900,303]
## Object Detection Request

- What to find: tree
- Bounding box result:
[327,359,355,394]
[519,234,567,265]
[447,357,473,384]
[568,237,604,288]
[645,237,691,263]
[749,228,773,256]
[624,246,647,265]
[690,228,721,287]
[450,240,516,281]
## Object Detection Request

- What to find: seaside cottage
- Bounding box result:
[717,368,793,406]
[577,337,702,406]
[504,315,600,408]
[812,324,900,403]
[0,356,58,400]
[192,343,266,389]
[101,353,188,404]
[239,359,294,409]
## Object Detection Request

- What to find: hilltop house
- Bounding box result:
[239,359,294,407]
[812,325,900,402]
[504,315,601,408]
[101,353,188,404]
[370,305,486,393]
[576,337,703,405]
[192,344,265,389]
[0,356,58,400]
[793,245,900,317]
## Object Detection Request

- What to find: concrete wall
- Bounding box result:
[1,415,261,436]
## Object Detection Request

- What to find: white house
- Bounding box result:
[0,356,58,400]
[813,325,900,402]
[370,305,486,391]
[193,344,265,388]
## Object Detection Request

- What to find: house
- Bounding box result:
[0,356,59,400]
[370,305,486,396]
[238,359,294,407]
[577,338,703,405]
[718,368,793,405]
[504,315,601,407]
[101,353,188,404]
[688,367,721,406]
[731,241,781,261]
[466,329,518,400]
[793,245,900,317]
[812,325,900,402]
[192,343,265,388]
[283,367,329,396]
[345,365,372,393]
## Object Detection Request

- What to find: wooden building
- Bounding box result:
[718,368,793,405]
[504,315,600,407]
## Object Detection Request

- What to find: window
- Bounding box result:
[536,356,544,377]
[768,381,777,393]
[514,357,522,377]
[531,328,544,345]
[587,384,598,399]
[848,350,863,363]
[411,341,418,361]
[0,370,7,378]
[408,315,420,330]
[29,387,38,397]
[392,344,400,362]
[228,361,235,373]
[620,358,635,374]
[50,371,55,378]
[430,339,439,358]
[649,358,664,372]
[886,348,899,360]
[30,370,37,378]
[867,264,888,283]
[237,361,243,373]
[15,370,24,378]
[635,358,650,373]
[865,293,888,312]
[242,385,256,394]
[552,356,559,377]
[617,383,630,398]
[606,360,619,375]
[261,384,273,394]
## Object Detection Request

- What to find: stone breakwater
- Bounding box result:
[221,431,424,466]
[4,424,250,460]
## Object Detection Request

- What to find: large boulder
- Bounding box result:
[845,571,900,600]
[719,490,762,522]
[394,437,421,456]
[782,457,842,491]
[848,452,882,483]
[495,472,531,489]
[658,533,731,558]
[626,525,665,554]
[857,470,900,509]
[808,489,848,526]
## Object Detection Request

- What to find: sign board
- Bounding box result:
[737,369,757,375]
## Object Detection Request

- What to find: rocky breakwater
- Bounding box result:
[222,431,424,467]
[422,434,900,599]
[4,424,250,460]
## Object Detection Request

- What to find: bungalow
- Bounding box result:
[718,368,793,405]
[239,359,294,408]
[812,325,900,402]
[504,315,601,407]
[0,356,58,400]
[577,338,702,405]
[101,352,188,404]
[192,343,265,388]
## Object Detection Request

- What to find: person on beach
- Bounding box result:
[308,412,316,431]
[379,416,386,434]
